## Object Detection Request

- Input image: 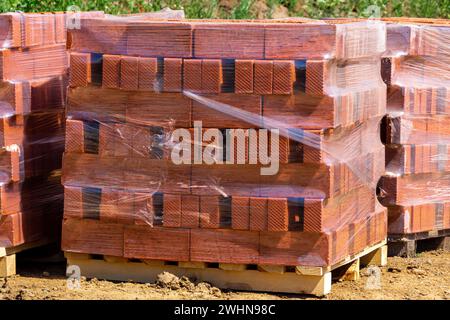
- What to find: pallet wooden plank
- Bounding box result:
[0,254,15,277]
[66,256,332,296]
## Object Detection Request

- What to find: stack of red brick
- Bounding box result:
[62,18,387,268]
[0,12,71,247]
[379,20,450,237]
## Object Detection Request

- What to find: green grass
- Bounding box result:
[0,0,448,19]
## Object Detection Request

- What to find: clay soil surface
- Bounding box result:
[0,250,449,300]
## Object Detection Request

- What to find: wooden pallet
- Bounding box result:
[388,229,450,258]
[0,238,52,277]
[65,240,386,296]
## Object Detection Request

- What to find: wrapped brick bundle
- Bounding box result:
[378,19,450,256]
[62,16,388,295]
[0,12,102,275]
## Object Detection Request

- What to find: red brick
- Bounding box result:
[183,59,202,92]
[201,59,222,93]
[273,61,295,95]
[138,57,158,91]
[259,231,330,266]
[181,195,200,228]
[99,189,119,223]
[192,94,261,128]
[267,198,289,232]
[102,54,121,89]
[254,60,273,95]
[70,52,91,87]
[306,60,326,95]
[133,192,154,226]
[235,60,253,94]
[62,219,124,257]
[163,194,182,227]
[98,123,116,156]
[249,197,268,231]
[116,191,135,225]
[120,56,139,90]
[190,229,259,264]
[63,187,83,219]
[199,195,220,228]
[231,196,250,230]
[65,119,84,153]
[124,225,190,261]
[303,199,323,232]
[193,23,264,59]
[164,58,182,92]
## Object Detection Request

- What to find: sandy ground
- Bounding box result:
[0,250,449,300]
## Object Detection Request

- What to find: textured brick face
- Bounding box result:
[231,197,250,230]
[65,120,84,153]
[267,198,289,232]
[183,59,202,92]
[163,58,183,92]
[120,56,139,91]
[138,57,158,91]
[181,195,200,228]
[202,59,222,93]
[235,60,254,94]
[102,55,121,89]
[163,194,182,228]
[254,60,273,95]
[273,61,295,95]
[306,60,326,95]
[249,197,268,231]
[70,52,91,87]
[200,195,221,229]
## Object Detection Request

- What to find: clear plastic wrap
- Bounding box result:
[378,20,450,236]
[61,16,387,268]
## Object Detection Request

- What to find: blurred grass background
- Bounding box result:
[0,0,448,19]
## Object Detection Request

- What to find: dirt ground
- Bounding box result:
[0,250,448,300]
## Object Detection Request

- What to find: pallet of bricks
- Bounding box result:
[0,12,68,276]
[0,11,105,276]
[62,16,388,296]
[378,18,450,257]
